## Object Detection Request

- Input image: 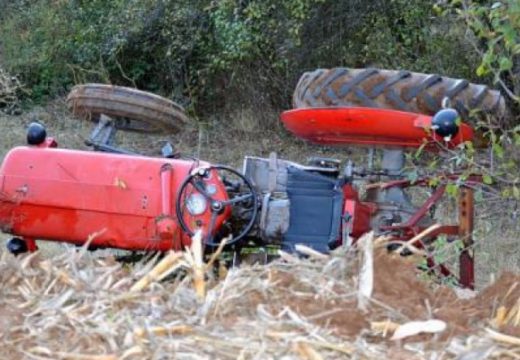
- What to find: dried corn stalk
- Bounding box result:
[357,232,374,312]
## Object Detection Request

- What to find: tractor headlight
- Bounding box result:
[186,194,207,215]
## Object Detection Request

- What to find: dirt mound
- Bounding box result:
[1,245,520,359]
[245,251,520,341]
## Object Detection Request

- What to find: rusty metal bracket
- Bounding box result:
[458,187,475,289]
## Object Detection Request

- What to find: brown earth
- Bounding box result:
[221,248,520,344]
[1,242,520,358]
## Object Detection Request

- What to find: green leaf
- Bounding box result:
[476,64,488,77]
[464,141,475,155]
[475,189,484,202]
[414,141,427,159]
[493,143,505,158]
[499,57,513,71]
[428,177,440,187]
[446,183,458,197]
[432,4,442,15]
[514,133,520,146]
[407,170,419,184]
[483,174,493,185]
[513,186,520,200]
[455,116,462,126]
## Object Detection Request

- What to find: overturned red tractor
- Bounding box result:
[0,68,505,289]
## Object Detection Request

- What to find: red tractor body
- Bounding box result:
[0,145,230,252]
[0,107,479,288]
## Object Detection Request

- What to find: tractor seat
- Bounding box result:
[282,166,343,253]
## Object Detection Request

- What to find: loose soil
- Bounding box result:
[1,246,520,359]
[239,250,520,341]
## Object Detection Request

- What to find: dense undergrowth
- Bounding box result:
[0,0,484,116]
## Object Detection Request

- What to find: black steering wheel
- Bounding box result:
[175,165,258,246]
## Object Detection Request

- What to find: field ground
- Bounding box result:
[2,237,520,359]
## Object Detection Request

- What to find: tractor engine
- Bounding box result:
[241,150,435,253]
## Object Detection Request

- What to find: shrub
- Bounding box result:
[454,0,520,105]
[0,0,482,117]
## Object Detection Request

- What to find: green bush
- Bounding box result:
[0,0,211,105]
[446,0,520,198]
[454,0,520,104]
[0,0,481,116]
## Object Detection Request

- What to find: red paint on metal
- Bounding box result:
[356,177,477,288]
[0,147,230,251]
[280,107,474,149]
[380,185,446,231]
[37,137,58,148]
[458,187,475,289]
[0,107,479,289]
[25,237,37,252]
[342,184,373,239]
[459,250,475,289]
[160,164,173,216]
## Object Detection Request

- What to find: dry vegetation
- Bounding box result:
[3,233,520,359]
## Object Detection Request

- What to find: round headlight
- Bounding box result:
[186,193,207,215]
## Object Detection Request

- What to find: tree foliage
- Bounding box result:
[454,0,520,104]
[0,0,484,115]
[402,1,520,202]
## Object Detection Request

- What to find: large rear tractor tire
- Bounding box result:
[293,68,508,122]
[66,84,189,133]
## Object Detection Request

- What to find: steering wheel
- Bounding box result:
[175,165,258,246]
